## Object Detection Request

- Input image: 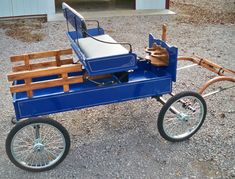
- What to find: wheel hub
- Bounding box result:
[33,139,44,152]
[177,112,189,121]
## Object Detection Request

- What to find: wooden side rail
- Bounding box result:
[8,49,84,98]
[10,48,73,72]
[8,64,82,81]
[8,64,83,98]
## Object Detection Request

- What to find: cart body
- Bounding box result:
[10,3,178,121]
[12,34,177,120]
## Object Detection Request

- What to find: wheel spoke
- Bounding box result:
[158,92,206,142]
[7,118,69,171]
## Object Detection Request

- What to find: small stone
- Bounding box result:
[219,113,226,118]
[176,171,182,176]
[229,170,235,177]
[198,158,204,162]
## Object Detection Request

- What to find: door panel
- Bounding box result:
[0,0,13,17]
[136,0,165,10]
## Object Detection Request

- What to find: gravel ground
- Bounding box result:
[0,0,234,178]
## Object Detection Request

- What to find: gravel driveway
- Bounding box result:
[0,0,234,178]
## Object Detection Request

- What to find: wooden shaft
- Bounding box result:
[199,76,235,94]
[177,56,235,76]
[177,57,194,61]
[194,55,235,74]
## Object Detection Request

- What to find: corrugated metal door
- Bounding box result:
[0,0,55,17]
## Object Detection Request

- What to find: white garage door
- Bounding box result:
[0,0,55,17]
[136,0,165,10]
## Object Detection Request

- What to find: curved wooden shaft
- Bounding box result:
[177,57,194,61]
[199,76,235,94]
[178,56,235,76]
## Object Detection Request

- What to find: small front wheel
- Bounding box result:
[6,117,70,172]
[158,91,207,142]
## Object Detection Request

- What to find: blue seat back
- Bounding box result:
[62,2,87,38]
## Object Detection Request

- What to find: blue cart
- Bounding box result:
[5,3,207,172]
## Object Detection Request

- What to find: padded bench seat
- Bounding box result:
[63,2,137,76]
[78,34,129,59]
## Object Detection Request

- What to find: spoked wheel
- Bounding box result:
[6,117,70,172]
[158,91,207,142]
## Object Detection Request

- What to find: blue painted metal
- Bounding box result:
[149,34,178,82]
[62,3,87,38]
[11,34,178,120]
[12,58,177,120]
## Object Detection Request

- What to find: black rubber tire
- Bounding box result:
[11,116,18,125]
[157,91,207,142]
[6,117,70,172]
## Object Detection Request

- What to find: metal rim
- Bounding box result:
[162,96,205,139]
[10,122,66,170]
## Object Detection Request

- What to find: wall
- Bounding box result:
[0,0,55,17]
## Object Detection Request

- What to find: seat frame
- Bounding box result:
[62,3,137,76]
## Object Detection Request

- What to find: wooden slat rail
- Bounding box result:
[8,64,82,81]
[10,48,73,72]
[8,64,83,97]
[13,58,73,72]
[8,49,84,98]
[10,49,72,62]
[10,76,83,94]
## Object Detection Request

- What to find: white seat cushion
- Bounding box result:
[78,34,129,59]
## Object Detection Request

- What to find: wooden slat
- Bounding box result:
[10,49,72,62]
[55,51,61,66]
[62,73,69,92]
[25,78,33,97]
[12,58,73,72]
[24,55,31,70]
[10,76,83,93]
[8,64,82,81]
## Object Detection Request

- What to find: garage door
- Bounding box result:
[0,0,55,17]
[136,0,166,10]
